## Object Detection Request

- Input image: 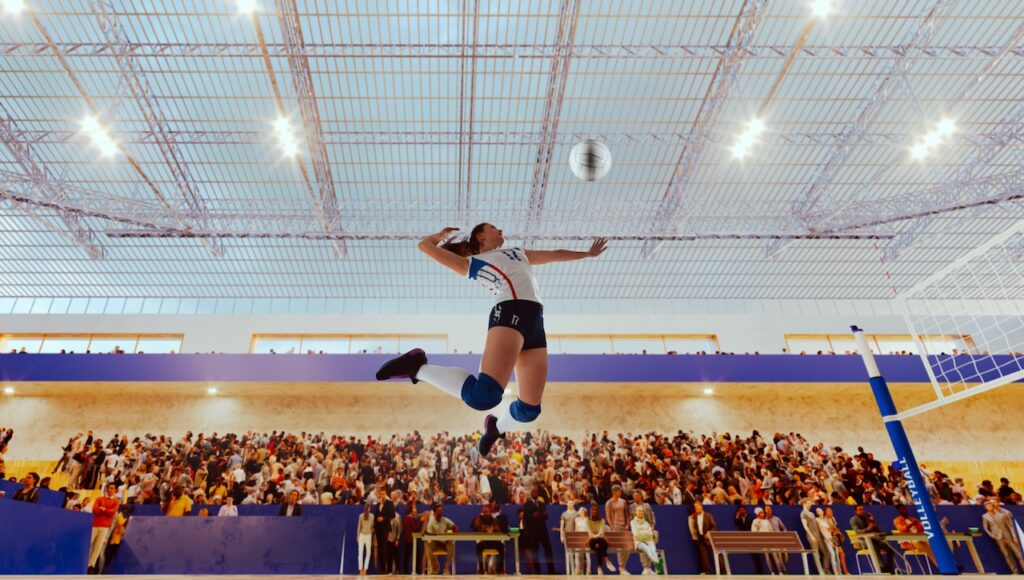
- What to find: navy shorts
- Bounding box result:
[488,300,547,350]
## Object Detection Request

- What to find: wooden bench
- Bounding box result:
[564,531,667,574]
[707,531,817,575]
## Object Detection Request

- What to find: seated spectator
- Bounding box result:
[586,504,617,574]
[218,496,238,517]
[631,506,660,574]
[425,504,457,575]
[849,505,896,573]
[472,503,505,574]
[892,504,934,566]
[163,484,192,517]
[13,472,40,503]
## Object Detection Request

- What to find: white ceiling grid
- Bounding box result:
[0,0,1023,306]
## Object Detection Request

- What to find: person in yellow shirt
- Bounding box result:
[163,485,193,517]
[104,509,130,570]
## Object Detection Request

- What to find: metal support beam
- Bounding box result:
[766,0,959,258]
[524,0,582,240]
[1,42,1020,61]
[455,0,481,218]
[90,0,222,256]
[642,0,771,259]
[0,104,104,259]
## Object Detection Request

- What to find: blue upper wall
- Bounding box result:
[2,353,1018,383]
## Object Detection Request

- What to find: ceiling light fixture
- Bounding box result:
[273,116,301,158]
[207,386,218,395]
[3,0,26,15]
[236,0,259,14]
[703,386,715,396]
[3,386,14,395]
[910,118,956,160]
[81,115,119,158]
[810,0,834,18]
[730,117,767,159]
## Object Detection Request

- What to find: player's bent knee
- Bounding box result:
[510,398,541,422]
[461,372,505,411]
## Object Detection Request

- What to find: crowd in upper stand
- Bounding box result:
[3,427,1016,511]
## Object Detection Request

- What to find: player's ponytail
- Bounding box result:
[439,223,488,257]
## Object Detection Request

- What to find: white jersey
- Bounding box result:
[468,247,542,304]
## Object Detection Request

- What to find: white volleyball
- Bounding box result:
[569,140,612,181]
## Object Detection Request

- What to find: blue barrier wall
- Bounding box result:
[0,479,66,508]
[107,515,347,575]
[6,353,1022,384]
[0,499,91,575]
[4,499,1023,575]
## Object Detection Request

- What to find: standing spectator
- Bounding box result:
[400,502,422,574]
[356,503,374,575]
[425,504,458,575]
[983,499,1024,573]
[217,496,238,517]
[764,505,789,572]
[800,499,830,574]
[823,507,849,574]
[688,502,716,574]
[374,488,396,573]
[605,484,630,572]
[849,505,895,573]
[388,507,403,574]
[13,472,40,503]
[523,488,555,574]
[104,506,130,571]
[816,508,842,575]
[556,495,581,574]
[88,483,120,573]
[734,504,764,574]
[278,490,301,516]
[586,504,616,574]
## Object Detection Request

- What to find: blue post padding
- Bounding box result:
[460,372,504,411]
[868,374,959,574]
[868,376,898,417]
[510,398,542,422]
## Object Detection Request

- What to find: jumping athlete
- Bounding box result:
[375,224,607,456]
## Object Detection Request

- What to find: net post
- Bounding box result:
[851,325,959,575]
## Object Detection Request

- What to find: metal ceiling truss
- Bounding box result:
[274,0,347,259]
[0,106,105,259]
[641,0,772,259]
[765,0,960,258]
[90,0,223,257]
[524,0,582,239]
[2,42,1021,61]
[455,0,481,218]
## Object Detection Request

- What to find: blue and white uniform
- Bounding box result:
[468,247,546,350]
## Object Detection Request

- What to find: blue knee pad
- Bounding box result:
[460,372,504,411]
[509,398,542,422]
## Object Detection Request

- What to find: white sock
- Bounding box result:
[414,364,471,400]
[494,400,529,434]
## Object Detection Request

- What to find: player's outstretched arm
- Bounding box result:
[417,227,471,276]
[525,238,607,266]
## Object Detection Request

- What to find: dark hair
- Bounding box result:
[439,223,489,257]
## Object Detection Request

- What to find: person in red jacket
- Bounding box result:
[89,483,121,573]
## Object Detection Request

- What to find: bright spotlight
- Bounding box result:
[3,386,14,395]
[3,0,26,15]
[810,0,833,18]
[747,117,766,135]
[703,386,715,396]
[236,0,259,14]
[910,142,929,160]
[936,117,956,136]
[730,117,766,159]
[81,115,119,158]
[207,386,218,395]
[731,143,750,159]
[273,116,301,158]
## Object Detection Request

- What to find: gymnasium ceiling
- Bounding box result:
[1,0,1023,311]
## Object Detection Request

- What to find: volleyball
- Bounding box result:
[569,140,612,181]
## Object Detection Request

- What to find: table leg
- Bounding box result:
[802,553,810,576]
[411,539,417,576]
[723,553,732,575]
[966,538,985,574]
[714,551,720,575]
[865,538,882,574]
[514,536,521,575]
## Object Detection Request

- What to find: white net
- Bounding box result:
[897,219,1024,405]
